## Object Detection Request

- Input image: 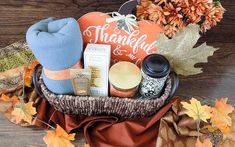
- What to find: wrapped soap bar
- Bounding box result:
[70,68,91,96]
[84,44,111,97]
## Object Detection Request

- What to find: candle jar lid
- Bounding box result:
[142,54,170,78]
[109,61,142,90]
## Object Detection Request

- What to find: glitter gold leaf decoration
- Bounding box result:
[155,24,218,76]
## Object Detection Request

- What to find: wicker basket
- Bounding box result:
[33,64,179,118]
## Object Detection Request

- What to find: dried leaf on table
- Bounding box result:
[181,98,212,122]
[0,94,19,112]
[210,98,234,134]
[155,24,218,76]
[43,124,75,147]
[195,138,212,147]
[220,110,235,147]
[11,101,37,124]
[156,99,200,147]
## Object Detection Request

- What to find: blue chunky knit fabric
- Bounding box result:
[26,17,83,94]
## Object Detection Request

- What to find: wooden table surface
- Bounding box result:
[0,0,234,146]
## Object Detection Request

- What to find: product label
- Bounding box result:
[89,66,102,87]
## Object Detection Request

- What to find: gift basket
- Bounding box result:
[26,1,181,118]
[33,64,179,118]
[28,0,223,119]
[0,0,231,147]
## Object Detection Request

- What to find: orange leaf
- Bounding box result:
[24,60,39,87]
[11,102,37,124]
[0,94,11,102]
[195,138,212,147]
[210,98,234,134]
[43,124,75,147]
[0,94,20,112]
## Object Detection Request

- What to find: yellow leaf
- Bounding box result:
[43,124,75,147]
[195,138,212,147]
[210,98,234,134]
[11,102,37,124]
[83,144,90,147]
[181,98,212,122]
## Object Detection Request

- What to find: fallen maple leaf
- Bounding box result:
[181,98,212,122]
[155,24,218,76]
[195,138,212,147]
[210,98,234,134]
[220,110,235,146]
[83,144,90,147]
[43,124,75,147]
[0,94,20,112]
[11,102,37,124]
[0,94,19,104]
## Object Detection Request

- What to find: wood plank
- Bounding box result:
[0,0,235,146]
[177,43,235,104]
[0,113,86,146]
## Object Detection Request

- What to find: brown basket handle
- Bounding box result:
[167,71,179,100]
[32,64,44,98]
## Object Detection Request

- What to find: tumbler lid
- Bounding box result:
[142,54,170,78]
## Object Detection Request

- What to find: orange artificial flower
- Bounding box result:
[148,3,166,25]
[154,0,167,5]
[163,2,184,28]
[181,0,211,23]
[164,24,179,38]
[136,0,153,20]
[201,3,225,32]
[140,0,152,8]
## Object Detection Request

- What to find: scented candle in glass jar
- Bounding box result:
[109,61,142,98]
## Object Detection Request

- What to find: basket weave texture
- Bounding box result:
[39,77,172,118]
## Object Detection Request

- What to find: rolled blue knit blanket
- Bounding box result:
[26,17,83,94]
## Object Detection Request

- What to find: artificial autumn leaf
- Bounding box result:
[43,124,75,147]
[181,98,212,122]
[83,144,90,147]
[24,60,39,87]
[155,24,218,76]
[1,94,19,103]
[11,102,37,124]
[0,94,20,112]
[195,138,212,147]
[210,98,234,134]
[220,110,235,147]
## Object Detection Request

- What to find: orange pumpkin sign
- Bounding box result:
[78,12,162,66]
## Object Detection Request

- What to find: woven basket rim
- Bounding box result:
[38,76,172,118]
